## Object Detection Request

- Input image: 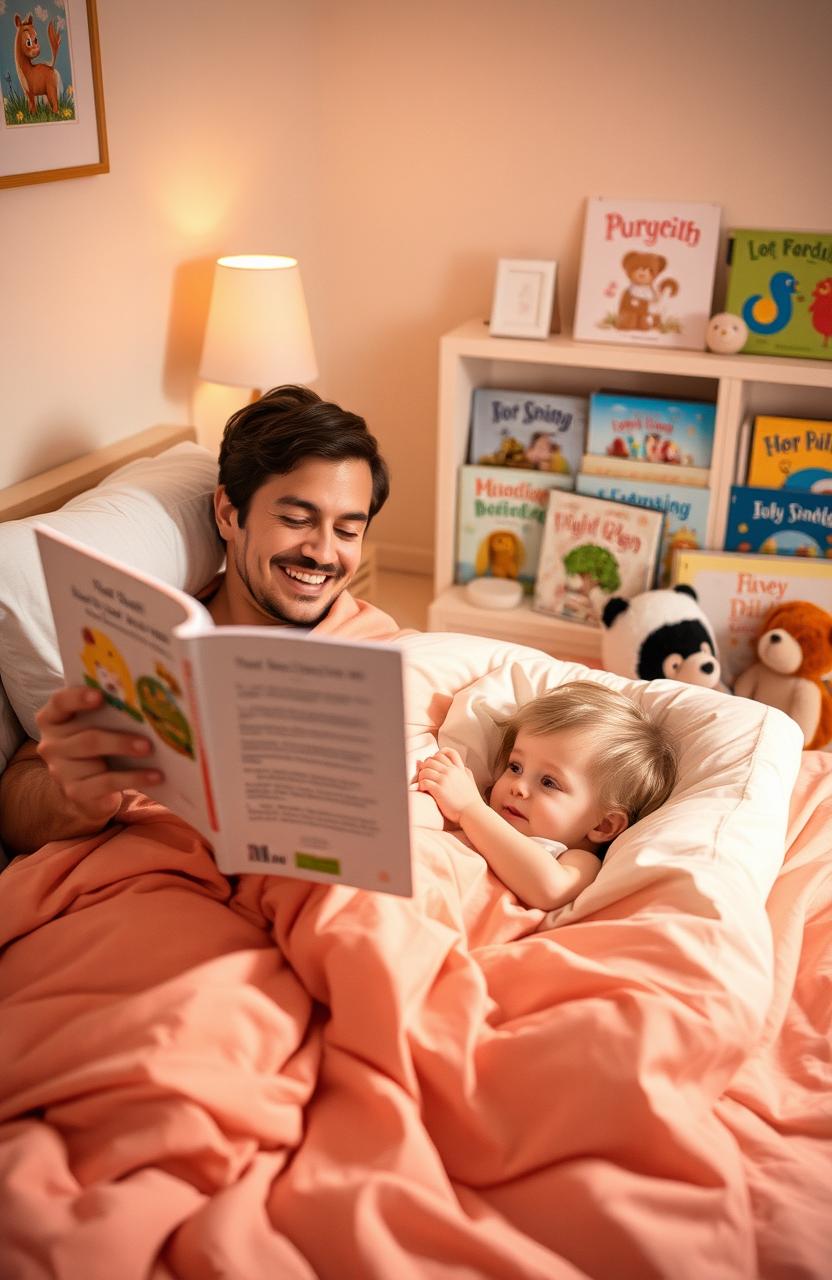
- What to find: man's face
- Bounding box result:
[215,457,373,627]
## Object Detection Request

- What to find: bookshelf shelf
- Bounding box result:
[428,319,832,662]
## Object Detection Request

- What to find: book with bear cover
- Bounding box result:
[671,548,832,687]
[456,465,570,593]
[572,197,722,351]
[35,525,413,896]
[724,229,832,362]
[585,391,717,469]
[724,485,832,558]
[468,388,588,480]
[576,473,710,587]
[746,415,832,490]
[533,491,664,626]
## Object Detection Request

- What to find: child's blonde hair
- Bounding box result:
[494,680,677,823]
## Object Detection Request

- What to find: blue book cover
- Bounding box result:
[576,474,710,586]
[468,388,587,481]
[587,391,716,468]
[725,485,832,558]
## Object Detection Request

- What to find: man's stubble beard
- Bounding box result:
[233,535,349,628]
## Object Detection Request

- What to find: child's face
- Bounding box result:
[490,726,615,850]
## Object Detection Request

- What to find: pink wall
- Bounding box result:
[2,0,831,570]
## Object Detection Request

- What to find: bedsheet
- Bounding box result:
[1,637,830,1279]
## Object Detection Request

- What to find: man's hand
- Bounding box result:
[416,748,482,825]
[35,685,164,830]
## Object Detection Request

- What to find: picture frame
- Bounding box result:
[0,0,108,189]
[489,258,558,339]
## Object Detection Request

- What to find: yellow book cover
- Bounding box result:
[746,416,832,489]
[672,548,832,687]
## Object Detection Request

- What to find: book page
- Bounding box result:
[35,526,216,839]
[189,628,412,896]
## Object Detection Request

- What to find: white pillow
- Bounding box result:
[0,442,222,760]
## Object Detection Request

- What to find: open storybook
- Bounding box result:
[35,526,412,896]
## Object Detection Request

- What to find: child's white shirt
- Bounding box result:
[530,836,568,859]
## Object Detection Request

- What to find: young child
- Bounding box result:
[417,681,677,911]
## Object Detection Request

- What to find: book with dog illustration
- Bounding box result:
[533,491,664,626]
[745,415,832,489]
[724,229,832,362]
[456,465,570,593]
[671,548,832,687]
[35,526,413,896]
[576,474,710,587]
[586,391,717,469]
[724,485,832,558]
[573,197,722,351]
[468,388,588,479]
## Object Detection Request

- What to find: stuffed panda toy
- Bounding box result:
[601,585,722,688]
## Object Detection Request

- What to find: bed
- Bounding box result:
[0,430,831,1279]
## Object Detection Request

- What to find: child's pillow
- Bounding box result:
[0,442,222,761]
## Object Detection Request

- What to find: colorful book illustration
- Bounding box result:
[35,526,413,896]
[577,474,709,587]
[724,228,832,362]
[533,491,664,627]
[572,197,721,351]
[468,388,588,479]
[586,391,716,469]
[579,452,708,488]
[672,548,832,687]
[455,465,570,593]
[725,485,832,559]
[746,415,832,491]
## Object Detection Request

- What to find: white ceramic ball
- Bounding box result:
[705,312,748,355]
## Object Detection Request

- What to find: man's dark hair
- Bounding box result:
[218,385,390,526]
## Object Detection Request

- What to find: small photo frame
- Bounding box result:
[489,258,557,339]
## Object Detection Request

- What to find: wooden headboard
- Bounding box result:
[0,425,196,523]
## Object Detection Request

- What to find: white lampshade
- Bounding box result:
[198,254,318,390]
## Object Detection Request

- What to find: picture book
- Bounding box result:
[672,549,832,687]
[35,526,413,896]
[533,491,664,627]
[456,465,570,593]
[468,388,588,479]
[724,228,832,362]
[586,391,716,469]
[579,452,708,488]
[746,415,832,490]
[572,197,722,351]
[576,474,710,587]
[724,485,832,559]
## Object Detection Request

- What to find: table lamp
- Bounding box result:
[198,254,318,399]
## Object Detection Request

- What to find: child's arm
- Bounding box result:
[416,749,601,910]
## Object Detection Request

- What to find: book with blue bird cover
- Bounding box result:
[725,229,832,361]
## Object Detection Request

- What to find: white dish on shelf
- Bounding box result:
[464,577,523,610]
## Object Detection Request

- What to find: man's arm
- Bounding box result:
[0,687,163,857]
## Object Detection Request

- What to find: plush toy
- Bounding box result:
[733,600,832,749]
[705,312,748,354]
[601,584,722,687]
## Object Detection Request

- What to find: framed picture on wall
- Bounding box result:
[0,0,108,189]
[489,259,558,339]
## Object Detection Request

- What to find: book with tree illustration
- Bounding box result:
[724,229,832,362]
[35,525,412,896]
[532,492,664,626]
[572,197,722,351]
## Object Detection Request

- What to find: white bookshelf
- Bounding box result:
[428,319,832,662]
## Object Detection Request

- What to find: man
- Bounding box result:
[0,385,398,856]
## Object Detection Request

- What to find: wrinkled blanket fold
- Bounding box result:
[1,753,831,1279]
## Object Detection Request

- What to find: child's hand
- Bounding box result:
[416,749,482,825]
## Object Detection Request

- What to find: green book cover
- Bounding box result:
[724,229,832,361]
